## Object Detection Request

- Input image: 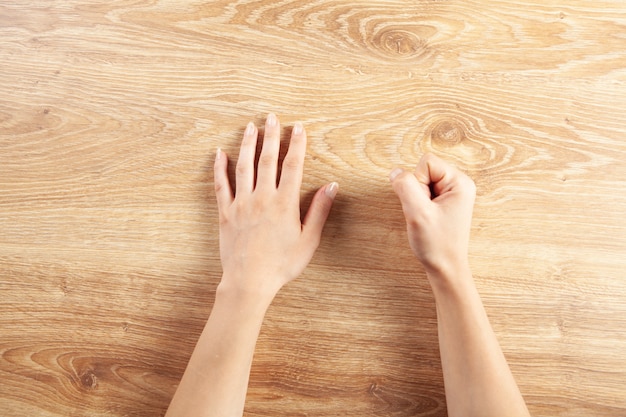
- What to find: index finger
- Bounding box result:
[235,121,259,194]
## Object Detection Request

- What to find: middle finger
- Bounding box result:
[255,113,281,189]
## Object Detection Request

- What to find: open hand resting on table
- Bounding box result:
[165,114,337,417]
[214,112,338,301]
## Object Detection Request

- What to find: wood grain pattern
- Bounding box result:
[1,1,625,416]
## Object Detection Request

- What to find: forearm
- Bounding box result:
[428,266,530,417]
[167,115,334,416]
[165,283,273,417]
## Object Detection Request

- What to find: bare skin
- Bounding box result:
[390,154,530,417]
[165,115,530,417]
[164,114,337,417]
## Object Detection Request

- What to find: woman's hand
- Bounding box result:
[390,153,476,284]
[390,154,530,417]
[214,114,338,301]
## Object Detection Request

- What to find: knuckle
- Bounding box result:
[393,173,413,192]
[219,213,230,226]
[422,152,435,162]
[461,175,476,194]
[282,155,301,171]
[235,163,248,176]
[251,192,276,211]
[275,193,294,210]
[258,153,276,167]
[406,217,420,229]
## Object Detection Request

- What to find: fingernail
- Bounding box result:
[325,182,339,199]
[245,121,255,136]
[293,121,303,135]
[389,168,403,182]
[216,147,222,161]
[267,113,277,127]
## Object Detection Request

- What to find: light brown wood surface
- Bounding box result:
[1,1,626,416]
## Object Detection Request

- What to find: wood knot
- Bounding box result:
[369,25,434,60]
[431,120,466,147]
[79,369,98,390]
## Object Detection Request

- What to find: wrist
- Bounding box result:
[216,277,277,313]
[424,260,475,299]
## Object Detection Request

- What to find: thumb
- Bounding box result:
[302,182,338,244]
[390,168,432,214]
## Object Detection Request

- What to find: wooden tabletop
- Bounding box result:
[1,1,625,416]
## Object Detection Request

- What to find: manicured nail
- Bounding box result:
[245,121,255,136]
[389,168,403,182]
[325,182,339,199]
[216,147,222,161]
[267,113,277,127]
[293,121,303,135]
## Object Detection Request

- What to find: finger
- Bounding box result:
[256,113,281,189]
[302,182,338,245]
[235,121,258,194]
[415,153,458,197]
[278,121,306,196]
[214,148,233,214]
[390,168,432,221]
